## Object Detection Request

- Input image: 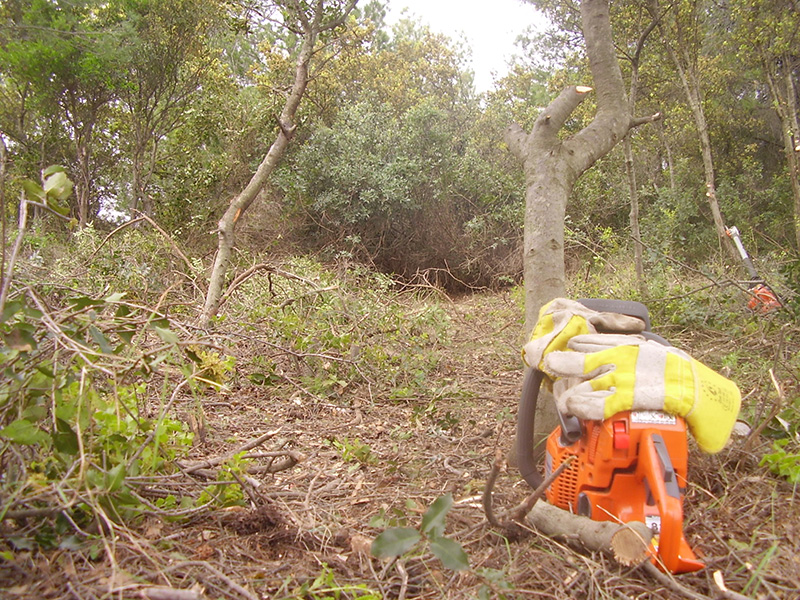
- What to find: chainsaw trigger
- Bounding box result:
[612,420,629,450]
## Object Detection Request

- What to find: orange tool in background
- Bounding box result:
[725,226,781,314]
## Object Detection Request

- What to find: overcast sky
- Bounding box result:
[384,0,547,93]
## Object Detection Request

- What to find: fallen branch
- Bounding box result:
[482,449,574,527]
[140,587,203,600]
[217,262,332,311]
[506,455,575,522]
[482,451,650,566]
[526,501,653,567]
[744,368,784,452]
[163,561,259,600]
[642,562,712,600]
[179,429,282,474]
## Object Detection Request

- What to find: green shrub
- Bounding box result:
[0,291,196,547]
[226,257,452,402]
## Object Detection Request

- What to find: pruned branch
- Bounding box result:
[179,429,283,474]
[526,501,653,567]
[505,86,593,163]
[631,111,663,128]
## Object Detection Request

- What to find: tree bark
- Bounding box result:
[526,501,653,567]
[623,15,659,287]
[505,0,659,449]
[786,58,800,250]
[649,0,738,262]
[201,0,357,326]
[763,52,800,250]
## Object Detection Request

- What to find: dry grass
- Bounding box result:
[1,291,798,600]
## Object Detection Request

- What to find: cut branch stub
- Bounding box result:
[526,501,653,566]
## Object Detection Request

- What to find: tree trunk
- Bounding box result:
[786,59,800,250]
[623,16,659,287]
[201,59,307,326]
[200,0,357,327]
[75,137,93,227]
[650,0,738,262]
[505,0,660,455]
[760,51,800,249]
[655,119,676,193]
[625,135,643,284]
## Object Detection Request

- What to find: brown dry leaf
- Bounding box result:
[349,534,373,556]
[144,521,164,539]
[194,543,215,560]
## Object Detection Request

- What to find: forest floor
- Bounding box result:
[2,291,799,600]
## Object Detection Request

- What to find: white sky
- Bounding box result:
[384,0,546,93]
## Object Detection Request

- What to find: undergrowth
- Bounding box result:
[221,257,454,403]
[2,172,800,598]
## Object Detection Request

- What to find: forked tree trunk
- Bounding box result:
[505,0,660,453]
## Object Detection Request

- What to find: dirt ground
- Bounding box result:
[2,292,799,599]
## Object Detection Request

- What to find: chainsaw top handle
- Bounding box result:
[515,298,664,490]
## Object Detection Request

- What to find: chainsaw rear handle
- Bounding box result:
[515,299,663,490]
[516,368,546,488]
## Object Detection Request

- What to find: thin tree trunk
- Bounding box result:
[761,51,800,250]
[783,57,800,249]
[650,0,737,262]
[655,119,676,193]
[200,0,356,326]
[623,15,659,286]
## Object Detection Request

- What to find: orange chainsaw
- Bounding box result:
[515,299,704,574]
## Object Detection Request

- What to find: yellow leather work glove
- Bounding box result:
[542,333,742,454]
[522,298,646,370]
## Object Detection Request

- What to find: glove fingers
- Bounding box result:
[567,333,646,353]
[543,351,615,380]
[553,380,609,420]
[682,360,742,453]
[588,312,646,334]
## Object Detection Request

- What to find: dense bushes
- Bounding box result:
[277,99,523,289]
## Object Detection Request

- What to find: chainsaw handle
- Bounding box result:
[638,430,685,574]
[515,368,545,489]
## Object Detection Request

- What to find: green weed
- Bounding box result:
[760,439,800,484]
[274,563,381,600]
[331,437,376,465]
[371,493,469,571]
[0,290,197,548]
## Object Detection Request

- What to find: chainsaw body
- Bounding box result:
[515,299,706,575]
[544,410,704,574]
